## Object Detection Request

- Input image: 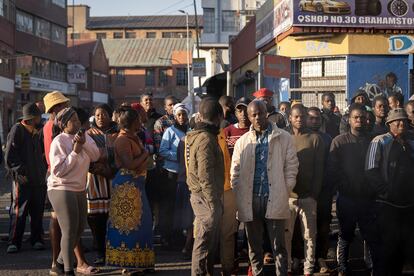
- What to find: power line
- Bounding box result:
[154,0,187,15]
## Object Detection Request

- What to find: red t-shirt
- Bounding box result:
[43,120,54,169]
[223,123,249,156]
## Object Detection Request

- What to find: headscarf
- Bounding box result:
[173,103,189,116]
[54,107,76,132]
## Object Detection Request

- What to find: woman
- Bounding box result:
[159,103,189,248]
[48,107,100,275]
[86,104,118,265]
[106,107,155,274]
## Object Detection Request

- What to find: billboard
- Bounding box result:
[256,0,294,48]
[347,55,409,102]
[294,0,414,28]
[192,58,206,77]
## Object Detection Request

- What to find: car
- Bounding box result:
[298,0,351,14]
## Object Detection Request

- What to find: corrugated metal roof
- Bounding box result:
[102,38,193,67]
[87,15,203,30]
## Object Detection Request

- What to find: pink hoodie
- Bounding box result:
[48,133,100,192]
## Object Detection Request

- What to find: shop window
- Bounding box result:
[51,62,66,81]
[176,68,188,86]
[146,32,156,38]
[96,32,106,39]
[203,8,215,33]
[145,69,155,87]
[113,32,123,39]
[159,69,168,87]
[52,24,65,45]
[16,10,33,34]
[35,18,51,40]
[222,10,239,32]
[116,69,125,86]
[126,32,136,39]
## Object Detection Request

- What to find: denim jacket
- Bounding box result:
[159,125,186,173]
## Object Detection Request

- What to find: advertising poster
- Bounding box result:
[347,55,409,101]
[294,0,414,28]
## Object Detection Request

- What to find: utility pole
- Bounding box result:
[193,0,202,94]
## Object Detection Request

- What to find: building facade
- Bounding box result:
[102,38,192,110]
[68,39,110,111]
[230,0,414,111]
[0,0,16,140]
[14,0,74,109]
[67,5,201,41]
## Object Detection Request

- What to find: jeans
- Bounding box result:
[244,195,288,276]
[285,197,317,274]
[220,190,238,274]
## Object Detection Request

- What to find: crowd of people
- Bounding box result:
[2,88,414,276]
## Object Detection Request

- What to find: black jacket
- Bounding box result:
[5,123,47,186]
[144,109,162,135]
[321,109,341,138]
[329,132,374,199]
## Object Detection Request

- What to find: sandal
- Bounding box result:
[76,266,99,275]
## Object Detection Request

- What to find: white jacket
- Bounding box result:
[230,123,299,222]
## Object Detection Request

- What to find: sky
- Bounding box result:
[75,0,203,16]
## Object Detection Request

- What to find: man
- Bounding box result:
[405,100,414,130]
[151,95,178,238]
[371,96,389,137]
[340,90,372,134]
[5,103,47,253]
[219,95,237,128]
[278,101,291,128]
[306,107,333,274]
[329,104,381,276]
[185,98,224,276]
[388,92,404,110]
[286,104,324,275]
[231,100,299,275]
[320,92,341,138]
[253,88,286,128]
[366,108,414,275]
[224,97,252,155]
[140,93,162,134]
[384,72,402,97]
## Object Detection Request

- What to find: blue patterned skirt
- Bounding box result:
[106,169,154,269]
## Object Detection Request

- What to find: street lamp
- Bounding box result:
[178,9,194,113]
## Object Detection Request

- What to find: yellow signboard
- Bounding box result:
[20,70,30,91]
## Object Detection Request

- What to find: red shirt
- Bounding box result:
[223,123,249,156]
[43,120,54,168]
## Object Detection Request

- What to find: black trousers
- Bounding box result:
[376,203,414,276]
[87,213,108,258]
[158,169,178,245]
[8,181,46,248]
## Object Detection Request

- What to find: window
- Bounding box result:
[96,32,106,39]
[159,69,168,87]
[126,32,136,39]
[32,57,50,79]
[116,69,125,86]
[146,32,156,38]
[52,0,66,8]
[222,10,239,32]
[176,68,188,86]
[203,8,215,33]
[1,0,15,23]
[50,62,66,81]
[35,18,51,39]
[16,10,33,34]
[0,0,4,16]
[70,33,80,39]
[113,32,123,39]
[51,24,65,45]
[162,32,191,38]
[145,69,155,87]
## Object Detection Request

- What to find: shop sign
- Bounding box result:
[263,55,291,78]
[256,0,294,49]
[15,75,74,94]
[67,64,87,84]
[388,35,414,54]
[193,58,206,77]
[294,0,414,29]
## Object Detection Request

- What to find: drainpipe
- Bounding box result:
[258,51,262,89]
